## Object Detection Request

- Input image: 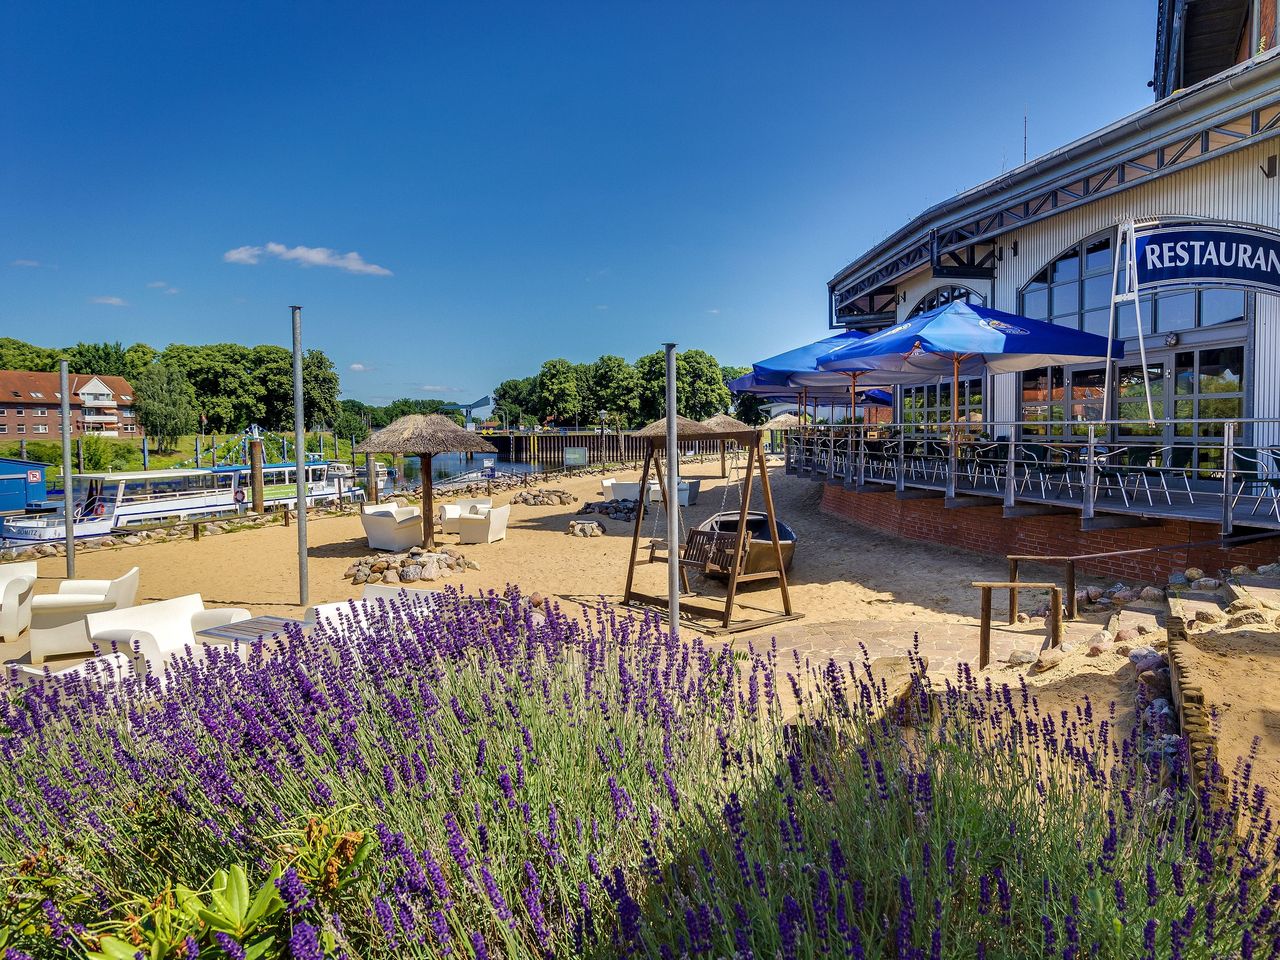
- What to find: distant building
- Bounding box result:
[0,372,142,440]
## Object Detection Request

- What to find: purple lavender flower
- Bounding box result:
[275,867,312,914]
[214,934,246,960]
[288,921,323,960]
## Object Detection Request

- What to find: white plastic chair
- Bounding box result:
[306,583,443,631]
[439,498,492,535]
[360,504,422,551]
[0,562,38,644]
[29,566,140,664]
[86,594,253,670]
[610,482,642,502]
[458,504,510,544]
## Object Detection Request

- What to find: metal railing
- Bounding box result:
[784,416,1280,533]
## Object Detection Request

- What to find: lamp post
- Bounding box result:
[59,361,75,578]
[663,343,679,636]
[291,306,308,607]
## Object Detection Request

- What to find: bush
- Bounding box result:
[0,592,1274,958]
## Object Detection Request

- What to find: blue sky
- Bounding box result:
[1,2,1156,405]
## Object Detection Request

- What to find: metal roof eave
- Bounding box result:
[828,48,1280,296]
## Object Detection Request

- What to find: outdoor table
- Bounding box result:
[196,614,307,649]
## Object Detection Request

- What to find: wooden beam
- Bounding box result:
[723,441,756,629]
[623,446,653,605]
[756,434,793,617]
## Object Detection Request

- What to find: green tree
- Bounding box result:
[635,349,732,422]
[334,409,371,444]
[0,338,59,372]
[65,342,129,377]
[493,377,537,427]
[721,364,767,425]
[134,364,198,451]
[536,358,581,425]
[122,343,159,382]
[161,343,264,432]
[590,355,640,427]
[249,345,294,429]
[302,350,341,428]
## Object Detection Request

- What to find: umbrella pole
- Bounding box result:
[422,453,434,549]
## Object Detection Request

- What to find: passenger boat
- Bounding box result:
[1,461,354,544]
[695,511,797,576]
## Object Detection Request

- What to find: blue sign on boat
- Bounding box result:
[1134,224,1280,294]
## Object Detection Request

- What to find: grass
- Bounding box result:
[0,591,1273,958]
[0,434,383,473]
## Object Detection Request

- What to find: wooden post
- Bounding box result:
[1007,558,1019,623]
[1065,561,1077,620]
[365,453,379,504]
[284,508,291,527]
[422,453,434,549]
[193,521,202,541]
[720,440,727,479]
[723,436,757,628]
[1049,586,1063,647]
[623,446,654,604]
[756,433,793,616]
[979,586,992,668]
[249,439,265,515]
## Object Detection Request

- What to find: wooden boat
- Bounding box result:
[695,510,796,576]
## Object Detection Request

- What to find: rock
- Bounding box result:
[1128,645,1158,662]
[122,536,142,546]
[1033,649,1066,673]
[465,559,479,571]
[444,548,463,559]
[1107,582,1128,595]
[1086,586,1104,602]
[1194,609,1225,625]
[1191,578,1221,591]
[1111,589,1138,604]
[530,592,545,609]
[420,557,441,581]
[1112,628,1139,646]
[344,563,360,578]
[1257,562,1280,576]
[1135,623,1153,635]
[1230,564,1252,576]
[1227,609,1269,628]
[1114,643,1134,658]
[371,560,388,573]
[99,537,116,547]
[1184,567,1205,582]
[1167,572,1188,586]
[1226,597,1262,613]
[1139,586,1165,602]
[1016,612,1030,624]
[1087,641,1114,657]
[401,564,422,582]
[383,568,400,584]
[1139,669,1172,699]
[353,570,368,585]
[1132,654,1166,675]
[367,571,383,583]
[1006,649,1038,666]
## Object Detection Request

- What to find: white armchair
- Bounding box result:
[457,504,510,544]
[439,498,492,535]
[601,478,617,498]
[87,594,253,672]
[29,566,140,664]
[645,479,701,506]
[360,504,422,551]
[0,562,38,643]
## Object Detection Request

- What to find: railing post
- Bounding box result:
[1083,425,1097,520]
[857,425,867,488]
[979,586,992,669]
[1007,558,1019,623]
[1003,433,1016,509]
[844,426,854,486]
[895,434,906,493]
[1065,560,1077,620]
[946,437,958,499]
[1222,421,1235,536]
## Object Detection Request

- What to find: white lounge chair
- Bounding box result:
[306,583,442,630]
[0,562,38,644]
[601,478,617,498]
[645,479,701,506]
[610,482,642,502]
[29,566,140,664]
[458,504,510,544]
[87,594,253,670]
[360,504,422,551]
[439,498,493,535]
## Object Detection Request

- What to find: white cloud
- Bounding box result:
[349,363,370,372]
[706,308,721,315]
[165,287,179,295]
[9,259,40,268]
[223,242,392,276]
[147,280,167,288]
[420,384,461,393]
[89,296,127,306]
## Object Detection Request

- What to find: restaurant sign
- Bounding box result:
[1135,224,1280,294]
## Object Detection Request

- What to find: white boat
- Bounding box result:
[1,461,359,544]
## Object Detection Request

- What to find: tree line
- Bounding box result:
[492,349,763,430]
[0,338,340,451]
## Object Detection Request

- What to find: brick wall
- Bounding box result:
[820,484,1280,582]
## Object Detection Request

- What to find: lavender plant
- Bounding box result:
[0,587,1273,958]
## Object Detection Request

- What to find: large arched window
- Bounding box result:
[909,284,984,316]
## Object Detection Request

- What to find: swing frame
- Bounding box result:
[622,428,801,635]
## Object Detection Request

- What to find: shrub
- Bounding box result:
[0,590,1273,958]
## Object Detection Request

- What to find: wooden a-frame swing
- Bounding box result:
[622,427,801,635]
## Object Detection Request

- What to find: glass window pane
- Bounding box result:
[1115,297,1155,339]
[1083,273,1112,309]
[1052,248,1080,283]
[1118,404,1163,437]
[1051,281,1079,318]
[1174,399,1195,436]
[1084,238,1112,274]
[1199,288,1245,327]
[1175,352,1194,395]
[1199,396,1241,423]
[1082,308,1111,337]
[1156,291,1195,333]
[1022,288,1048,320]
[1199,347,1244,393]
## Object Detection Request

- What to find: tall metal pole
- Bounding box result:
[59,361,75,578]
[291,306,309,607]
[663,343,679,636]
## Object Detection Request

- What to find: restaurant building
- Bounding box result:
[810,4,1280,577]
[0,371,142,440]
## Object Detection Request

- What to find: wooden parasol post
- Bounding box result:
[421,453,434,549]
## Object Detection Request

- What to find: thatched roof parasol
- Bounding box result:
[632,415,716,440]
[761,412,800,431]
[356,415,498,548]
[701,413,753,433]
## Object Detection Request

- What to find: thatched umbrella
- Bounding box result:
[633,415,715,441]
[761,412,800,431]
[702,413,754,477]
[356,414,498,549]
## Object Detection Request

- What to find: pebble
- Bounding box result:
[1230,564,1252,576]
[1113,628,1140,646]
[1167,572,1188,586]
[1184,567,1205,581]
[1127,645,1158,662]
[1088,628,1114,647]
[1139,586,1165,602]
[1016,612,1030,623]
[1114,643,1133,657]
[1191,577,1221,591]
[1033,649,1066,672]
[1087,641,1113,657]
[1006,649,1038,666]
[1132,654,1166,675]
[1086,586,1104,602]
[1111,589,1138,603]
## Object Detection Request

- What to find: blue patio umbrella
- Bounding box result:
[753,330,870,387]
[728,371,891,406]
[818,301,1124,427]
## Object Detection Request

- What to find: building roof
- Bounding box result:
[0,370,137,403]
[828,47,1280,319]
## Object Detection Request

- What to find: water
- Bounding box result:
[390,454,541,492]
